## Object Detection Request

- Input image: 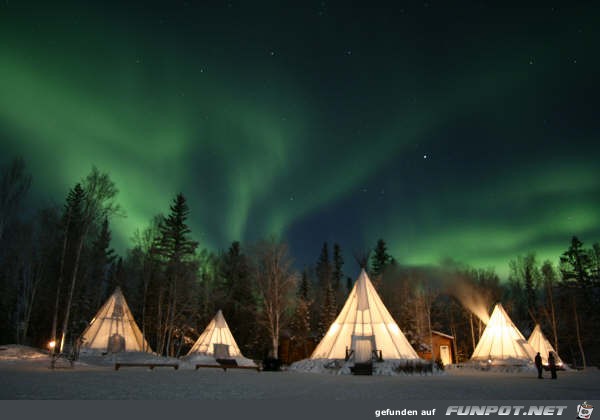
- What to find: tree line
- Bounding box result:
[0,158,598,366]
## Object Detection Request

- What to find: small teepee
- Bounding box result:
[186,310,256,366]
[79,287,152,354]
[311,269,419,362]
[528,324,563,366]
[470,303,536,365]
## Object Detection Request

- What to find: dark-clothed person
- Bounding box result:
[534,352,543,379]
[548,352,557,379]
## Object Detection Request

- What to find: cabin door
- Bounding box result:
[440,345,451,365]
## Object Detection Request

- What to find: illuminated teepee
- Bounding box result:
[79,287,152,354]
[470,303,536,365]
[186,310,256,366]
[311,269,419,362]
[528,324,563,366]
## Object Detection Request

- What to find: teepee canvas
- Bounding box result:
[311,269,419,362]
[470,303,536,365]
[186,310,255,366]
[528,324,563,366]
[79,287,152,354]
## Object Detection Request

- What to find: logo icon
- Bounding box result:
[577,402,593,419]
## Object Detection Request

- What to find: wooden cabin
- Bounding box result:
[417,330,455,366]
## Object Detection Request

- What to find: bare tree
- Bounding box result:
[132,215,163,352]
[253,238,297,359]
[58,167,121,354]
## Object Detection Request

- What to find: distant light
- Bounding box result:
[48,340,56,349]
[423,154,428,159]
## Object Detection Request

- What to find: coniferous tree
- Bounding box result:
[540,260,559,351]
[289,270,312,358]
[318,282,337,338]
[332,243,344,309]
[50,183,85,355]
[58,168,120,356]
[332,243,344,291]
[298,269,310,302]
[156,193,198,356]
[370,239,392,276]
[219,241,256,355]
[507,253,540,331]
[560,236,592,287]
[316,242,332,290]
[589,243,600,284]
[558,237,595,368]
[315,242,334,336]
[87,218,115,310]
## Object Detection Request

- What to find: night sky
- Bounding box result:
[1,1,599,278]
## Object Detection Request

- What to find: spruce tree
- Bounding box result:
[219,241,255,355]
[332,243,344,291]
[298,269,310,301]
[290,271,312,358]
[88,218,115,308]
[50,183,85,356]
[560,236,592,287]
[156,193,198,355]
[158,193,198,263]
[370,238,392,276]
[315,242,332,289]
[591,243,600,284]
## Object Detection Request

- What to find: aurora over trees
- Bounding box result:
[0,2,599,366]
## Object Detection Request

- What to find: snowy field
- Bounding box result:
[1,346,598,400]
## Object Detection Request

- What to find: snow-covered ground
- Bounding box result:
[1,345,598,399]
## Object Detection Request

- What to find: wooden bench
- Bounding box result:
[114,362,179,371]
[195,359,260,372]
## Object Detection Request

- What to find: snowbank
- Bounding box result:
[0,344,49,361]
[448,361,537,374]
[289,358,444,376]
[79,351,180,367]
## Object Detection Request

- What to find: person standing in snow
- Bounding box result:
[534,352,543,379]
[548,352,557,380]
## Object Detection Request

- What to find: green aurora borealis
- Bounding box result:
[1,1,599,277]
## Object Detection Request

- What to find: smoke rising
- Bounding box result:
[445,276,491,324]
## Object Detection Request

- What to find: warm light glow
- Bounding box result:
[48,340,56,349]
[387,323,400,335]
[327,323,340,336]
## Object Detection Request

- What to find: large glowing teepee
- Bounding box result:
[311,269,419,362]
[186,310,256,366]
[470,303,536,365]
[79,287,152,354]
[528,324,563,366]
